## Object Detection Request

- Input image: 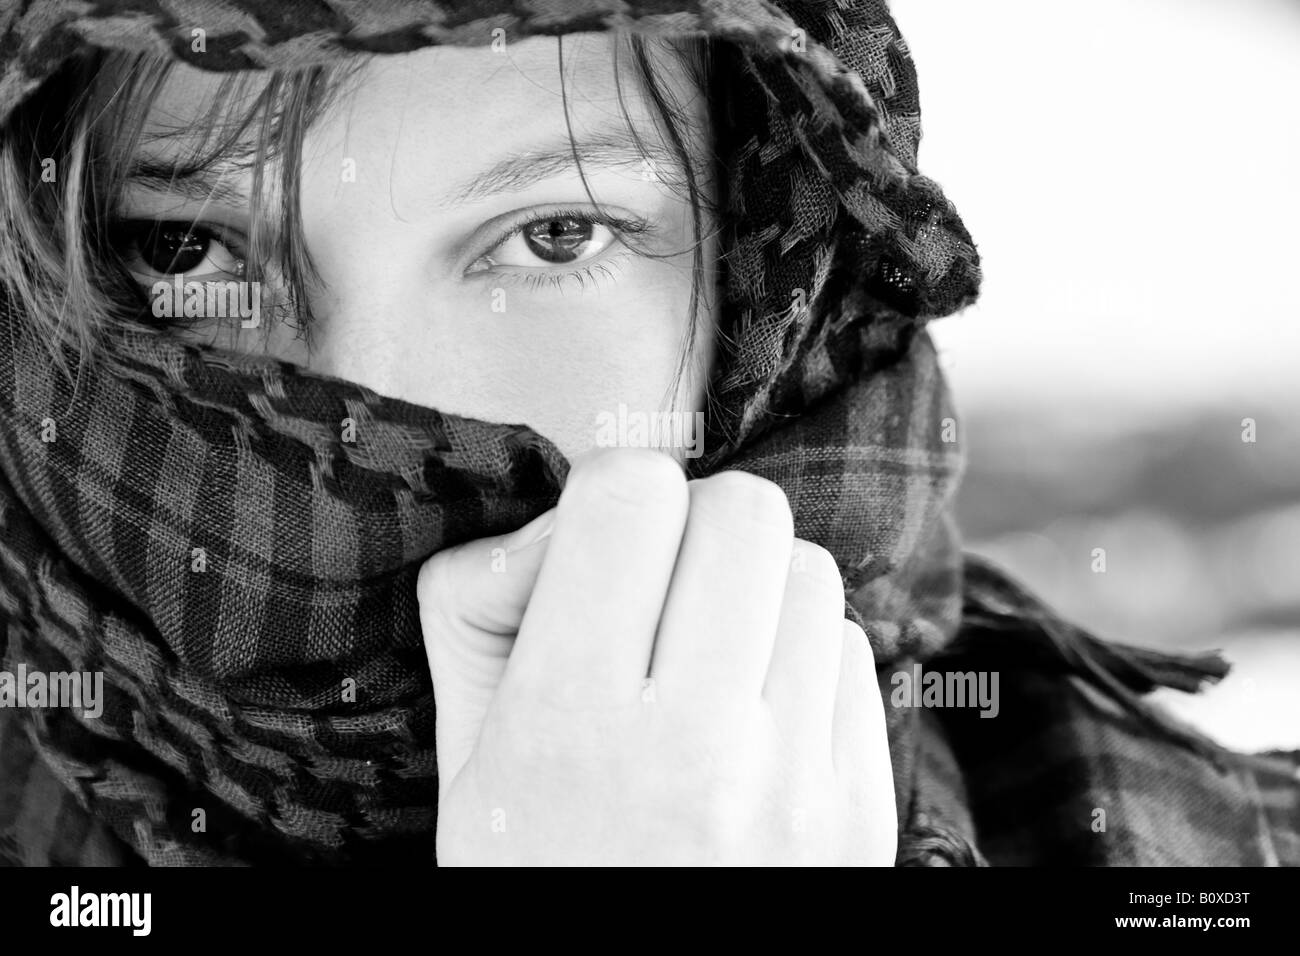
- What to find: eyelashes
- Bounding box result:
[103,204,656,345]
[488,255,632,293]
[467,206,649,265]
[106,206,652,296]
[107,220,249,283]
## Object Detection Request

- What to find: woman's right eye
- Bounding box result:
[112,220,248,281]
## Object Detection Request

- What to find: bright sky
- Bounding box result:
[893,0,1300,414]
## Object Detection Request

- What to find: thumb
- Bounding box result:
[417,508,555,788]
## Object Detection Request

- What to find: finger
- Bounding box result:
[419,507,555,636]
[418,509,555,786]
[503,447,689,707]
[649,470,794,706]
[761,539,845,750]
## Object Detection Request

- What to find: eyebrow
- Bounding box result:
[123,128,681,210]
[124,160,251,206]
[438,130,680,208]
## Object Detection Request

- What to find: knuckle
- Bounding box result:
[565,447,686,510]
[792,540,842,588]
[841,619,877,667]
[417,550,454,604]
[693,470,793,534]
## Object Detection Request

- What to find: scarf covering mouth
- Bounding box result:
[1,0,1294,868]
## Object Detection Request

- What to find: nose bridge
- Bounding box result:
[307,304,382,386]
[302,237,428,389]
[308,267,436,387]
[298,178,434,375]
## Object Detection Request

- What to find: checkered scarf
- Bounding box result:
[1,0,1295,867]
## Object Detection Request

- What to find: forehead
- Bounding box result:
[133,33,704,166]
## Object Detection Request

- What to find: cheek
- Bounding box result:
[292,130,712,458]
[422,270,696,460]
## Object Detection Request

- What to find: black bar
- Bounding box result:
[0,866,1289,943]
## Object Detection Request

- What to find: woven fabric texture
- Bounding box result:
[0,0,1294,867]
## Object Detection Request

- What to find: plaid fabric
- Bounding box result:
[0,0,1294,867]
[938,557,1300,865]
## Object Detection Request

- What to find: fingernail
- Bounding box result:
[505,509,556,553]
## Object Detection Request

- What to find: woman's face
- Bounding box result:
[115,34,716,462]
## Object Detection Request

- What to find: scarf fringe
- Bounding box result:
[897,821,989,866]
[945,554,1245,774]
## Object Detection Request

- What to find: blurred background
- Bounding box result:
[893,0,1300,750]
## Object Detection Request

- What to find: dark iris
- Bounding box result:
[522,217,593,264]
[133,224,211,274]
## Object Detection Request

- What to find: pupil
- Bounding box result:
[143,227,208,274]
[522,217,592,264]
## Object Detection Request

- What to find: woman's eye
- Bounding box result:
[520,217,603,264]
[115,221,247,280]
[478,215,619,270]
